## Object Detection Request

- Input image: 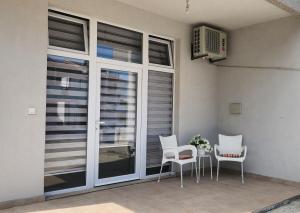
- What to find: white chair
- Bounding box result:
[214,134,247,183]
[158,135,199,187]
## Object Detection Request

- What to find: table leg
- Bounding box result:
[202,157,205,176]
[191,162,194,177]
[209,156,212,180]
[198,156,201,180]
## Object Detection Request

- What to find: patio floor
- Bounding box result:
[1,173,300,213]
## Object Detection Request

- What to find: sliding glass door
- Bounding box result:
[95,63,141,185]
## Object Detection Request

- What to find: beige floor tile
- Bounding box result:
[1,174,299,213]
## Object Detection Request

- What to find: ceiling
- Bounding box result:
[115,0,290,30]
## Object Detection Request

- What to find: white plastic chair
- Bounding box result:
[214,134,247,183]
[158,135,199,187]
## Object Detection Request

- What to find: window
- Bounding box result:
[44,55,88,192]
[149,36,173,67]
[146,71,173,175]
[97,22,143,64]
[48,11,88,53]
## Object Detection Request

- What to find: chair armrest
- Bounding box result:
[241,145,247,160]
[177,145,197,158]
[214,144,220,159]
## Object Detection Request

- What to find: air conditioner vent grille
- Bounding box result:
[193,28,200,54]
[205,29,220,54]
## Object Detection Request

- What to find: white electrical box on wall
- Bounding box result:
[229,103,242,115]
[192,26,227,63]
[27,107,37,115]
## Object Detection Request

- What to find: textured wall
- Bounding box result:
[0,0,48,202]
[218,16,300,182]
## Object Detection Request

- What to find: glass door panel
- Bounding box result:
[95,64,141,185]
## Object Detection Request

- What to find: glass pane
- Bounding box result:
[149,38,172,66]
[97,22,143,64]
[44,55,88,192]
[146,71,173,175]
[48,11,88,52]
[98,69,137,179]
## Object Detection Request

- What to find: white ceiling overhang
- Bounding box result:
[115,0,291,30]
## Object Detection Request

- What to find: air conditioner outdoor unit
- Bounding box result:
[192,26,227,62]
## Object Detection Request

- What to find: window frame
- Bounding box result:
[148,36,174,69]
[48,11,89,55]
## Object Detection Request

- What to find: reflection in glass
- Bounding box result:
[97,22,142,64]
[44,55,88,192]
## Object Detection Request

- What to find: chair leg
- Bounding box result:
[216,160,220,181]
[157,162,164,183]
[202,158,205,176]
[209,156,213,180]
[198,157,201,180]
[195,161,199,183]
[180,164,183,188]
[191,162,194,177]
[241,162,244,184]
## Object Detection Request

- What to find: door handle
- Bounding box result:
[96,121,105,124]
[95,121,105,130]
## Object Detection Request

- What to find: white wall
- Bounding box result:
[218,16,300,182]
[0,0,218,203]
[0,0,48,202]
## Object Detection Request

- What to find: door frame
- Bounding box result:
[94,62,143,186]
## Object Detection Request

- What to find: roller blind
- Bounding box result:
[147,71,173,170]
[149,37,173,67]
[45,55,88,176]
[48,11,88,52]
[97,22,142,64]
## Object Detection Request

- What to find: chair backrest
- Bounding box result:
[218,134,243,155]
[159,135,178,150]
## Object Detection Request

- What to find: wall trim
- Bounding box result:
[47,173,175,200]
[221,168,300,187]
[0,195,45,210]
[0,173,174,210]
[1,169,299,210]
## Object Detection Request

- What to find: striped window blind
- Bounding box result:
[149,37,173,67]
[48,11,88,52]
[97,22,142,64]
[147,71,173,174]
[45,55,88,178]
[99,69,137,146]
